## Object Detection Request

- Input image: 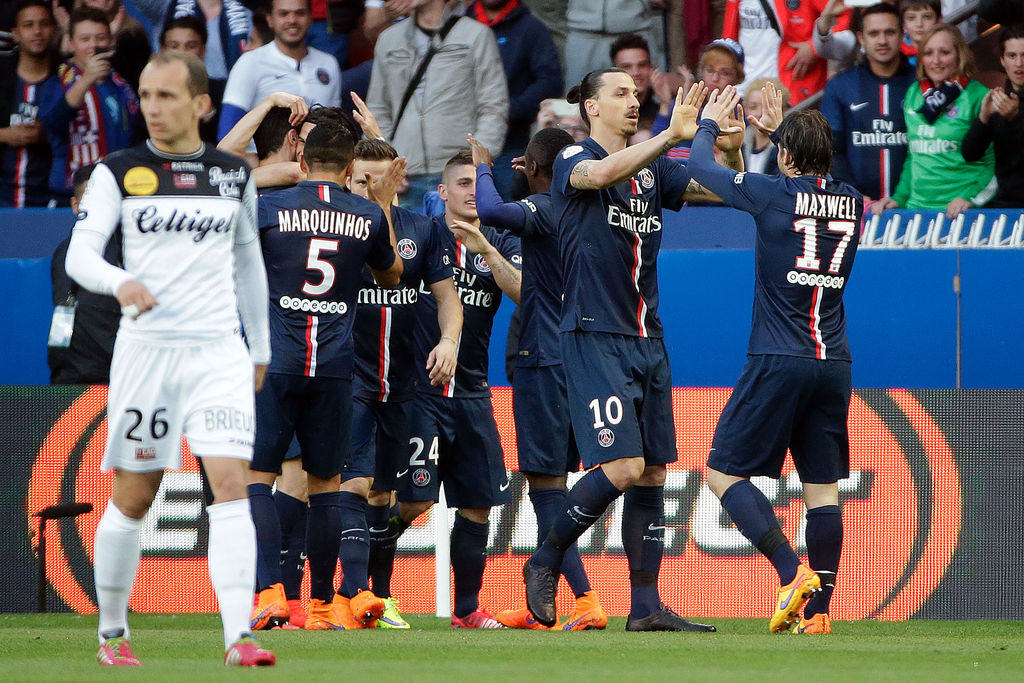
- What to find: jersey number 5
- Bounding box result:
[793,219,855,274]
[302,238,340,296]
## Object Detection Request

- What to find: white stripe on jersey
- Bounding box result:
[882,148,890,197]
[83,92,100,165]
[811,286,826,359]
[881,84,889,117]
[631,233,648,337]
[309,315,319,376]
[380,307,392,401]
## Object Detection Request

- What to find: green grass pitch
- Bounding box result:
[3,614,1024,681]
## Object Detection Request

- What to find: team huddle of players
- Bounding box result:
[68,50,861,667]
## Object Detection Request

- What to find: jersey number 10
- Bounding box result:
[793,218,855,274]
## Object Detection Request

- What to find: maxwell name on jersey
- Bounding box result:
[794,192,859,220]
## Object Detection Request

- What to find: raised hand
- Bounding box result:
[748,80,785,136]
[668,81,709,142]
[367,156,408,207]
[266,92,308,127]
[701,85,743,132]
[716,102,746,152]
[449,219,492,256]
[351,91,383,140]
[467,133,493,167]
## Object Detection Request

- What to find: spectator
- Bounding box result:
[874,24,996,217]
[722,0,782,94]
[39,7,138,204]
[821,3,916,203]
[563,0,665,87]
[778,0,840,104]
[161,15,223,141]
[812,0,858,70]
[218,0,341,141]
[901,0,941,63]
[535,97,588,142]
[741,77,787,173]
[611,33,657,134]
[962,24,1024,209]
[125,0,252,79]
[367,0,508,210]
[469,0,562,194]
[0,0,57,208]
[49,164,121,385]
[814,0,941,70]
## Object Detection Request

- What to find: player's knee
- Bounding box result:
[307,474,341,495]
[706,468,741,498]
[601,456,645,489]
[340,476,371,498]
[525,473,568,491]
[367,490,393,507]
[457,507,490,524]
[399,500,431,523]
[636,464,666,487]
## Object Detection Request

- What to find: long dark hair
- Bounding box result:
[566,67,629,125]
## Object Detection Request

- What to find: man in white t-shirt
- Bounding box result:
[736,0,781,94]
[217,0,340,141]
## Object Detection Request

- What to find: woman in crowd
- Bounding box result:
[873,24,995,218]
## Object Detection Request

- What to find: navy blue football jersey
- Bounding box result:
[412,217,521,397]
[0,76,53,208]
[552,137,691,338]
[258,181,395,378]
[821,61,916,200]
[353,205,453,402]
[689,121,862,361]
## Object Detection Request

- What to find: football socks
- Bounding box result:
[529,487,591,598]
[247,483,282,592]
[306,492,343,602]
[622,485,665,619]
[803,505,842,617]
[337,491,370,598]
[207,498,258,648]
[533,467,621,571]
[720,480,800,585]
[450,513,489,619]
[93,502,142,643]
[274,491,307,601]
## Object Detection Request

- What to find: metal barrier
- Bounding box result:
[860,209,1024,249]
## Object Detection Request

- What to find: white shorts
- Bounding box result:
[103,333,255,472]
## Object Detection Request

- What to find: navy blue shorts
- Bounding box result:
[400,393,510,509]
[252,373,352,480]
[347,396,412,487]
[708,354,851,484]
[513,364,580,476]
[561,332,678,470]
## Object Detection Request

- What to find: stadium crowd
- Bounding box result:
[9,0,1024,664]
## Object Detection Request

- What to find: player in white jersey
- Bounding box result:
[65,51,276,668]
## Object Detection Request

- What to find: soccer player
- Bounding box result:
[65,51,275,666]
[388,150,521,629]
[247,116,404,631]
[522,69,721,632]
[468,129,607,631]
[691,83,861,635]
[347,138,462,630]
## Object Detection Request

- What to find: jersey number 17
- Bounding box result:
[793,218,855,274]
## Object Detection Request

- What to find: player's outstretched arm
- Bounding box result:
[218,92,308,158]
[251,162,304,189]
[474,164,530,235]
[426,277,463,386]
[367,156,408,286]
[449,220,522,304]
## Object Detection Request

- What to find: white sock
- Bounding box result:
[93,501,142,644]
[207,498,257,649]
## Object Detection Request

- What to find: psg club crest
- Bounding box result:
[473,253,491,273]
[412,468,431,487]
[398,238,417,259]
[597,428,615,448]
[635,168,655,190]
[316,68,330,85]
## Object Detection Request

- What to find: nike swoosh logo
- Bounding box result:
[849,102,869,111]
[396,469,409,478]
[571,505,599,519]
[273,73,288,79]
[499,481,510,491]
[299,553,307,561]
[778,586,798,610]
[368,526,389,533]
[647,523,665,531]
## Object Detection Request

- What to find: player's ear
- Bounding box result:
[193,93,212,119]
[298,151,309,175]
[584,97,599,119]
[438,183,448,202]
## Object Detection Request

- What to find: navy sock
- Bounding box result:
[366,503,394,598]
[622,485,665,618]
[720,480,799,585]
[533,468,621,571]
[336,492,370,598]
[306,491,343,602]
[803,505,843,617]
[247,483,282,591]
[450,513,489,619]
[275,491,307,600]
[530,487,591,598]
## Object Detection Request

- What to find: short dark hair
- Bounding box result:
[305,105,359,147]
[442,149,475,185]
[898,0,941,18]
[525,127,574,178]
[253,107,296,161]
[303,119,354,172]
[69,6,110,37]
[609,33,650,63]
[566,67,630,125]
[999,23,1024,54]
[72,163,96,200]
[354,138,398,162]
[146,50,209,96]
[855,3,901,32]
[160,15,208,47]
[775,109,834,177]
[16,0,53,21]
